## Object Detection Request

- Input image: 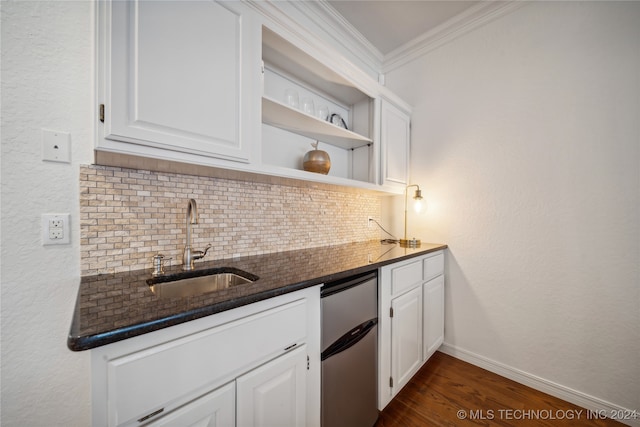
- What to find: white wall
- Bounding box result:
[385,0,639,413]
[1,1,93,425]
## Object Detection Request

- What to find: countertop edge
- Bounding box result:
[67,278,322,351]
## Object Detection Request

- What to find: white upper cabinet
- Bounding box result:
[380,98,411,187]
[97,0,260,162]
[95,1,412,194]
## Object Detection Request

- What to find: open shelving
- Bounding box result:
[261,26,376,184]
[262,97,372,150]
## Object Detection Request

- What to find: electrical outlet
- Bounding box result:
[49,227,63,240]
[42,214,70,245]
[368,216,374,228]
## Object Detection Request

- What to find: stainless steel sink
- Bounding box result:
[147,268,258,299]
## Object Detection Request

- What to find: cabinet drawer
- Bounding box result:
[423,252,444,281]
[107,299,307,426]
[391,259,423,296]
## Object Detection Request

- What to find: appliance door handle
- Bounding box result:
[321,318,377,361]
[321,273,376,298]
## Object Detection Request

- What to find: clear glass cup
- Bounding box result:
[301,98,315,116]
[317,105,330,121]
[285,89,299,109]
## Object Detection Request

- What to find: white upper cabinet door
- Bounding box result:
[99,0,259,162]
[380,99,410,186]
[236,345,307,427]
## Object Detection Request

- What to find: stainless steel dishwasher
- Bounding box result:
[321,271,378,427]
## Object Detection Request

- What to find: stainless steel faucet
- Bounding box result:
[182,199,212,270]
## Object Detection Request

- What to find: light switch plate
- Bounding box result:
[42,213,70,245]
[42,129,71,163]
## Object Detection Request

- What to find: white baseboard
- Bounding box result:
[439,343,639,427]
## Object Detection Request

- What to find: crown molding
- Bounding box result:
[245,1,525,82]
[247,0,384,79]
[290,0,384,77]
[383,1,527,74]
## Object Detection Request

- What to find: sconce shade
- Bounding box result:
[413,188,424,213]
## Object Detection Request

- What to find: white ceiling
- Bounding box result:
[327,0,479,55]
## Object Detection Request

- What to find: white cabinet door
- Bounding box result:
[423,275,444,361]
[379,251,446,410]
[105,299,307,427]
[380,99,410,186]
[99,0,259,162]
[390,286,422,394]
[236,345,307,427]
[147,382,235,427]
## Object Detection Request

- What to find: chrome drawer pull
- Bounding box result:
[138,408,164,423]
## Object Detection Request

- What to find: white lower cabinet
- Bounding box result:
[379,251,445,409]
[423,275,445,361]
[148,345,307,427]
[146,381,235,427]
[91,287,320,427]
[390,286,423,391]
[236,345,307,427]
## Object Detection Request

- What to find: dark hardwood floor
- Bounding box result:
[376,351,625,427]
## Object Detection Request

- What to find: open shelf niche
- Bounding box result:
[261,26,376,184]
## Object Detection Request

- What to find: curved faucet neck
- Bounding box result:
[186,198,198,248]
[182,199,211,270]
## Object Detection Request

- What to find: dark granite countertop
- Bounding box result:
[68,241,447,351]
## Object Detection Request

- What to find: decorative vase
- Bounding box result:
[303,141,331,174]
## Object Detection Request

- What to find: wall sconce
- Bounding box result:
[400,184,423,248]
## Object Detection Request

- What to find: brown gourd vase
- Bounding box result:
[303,141,331,175]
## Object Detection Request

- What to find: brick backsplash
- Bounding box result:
[80,165,382,275]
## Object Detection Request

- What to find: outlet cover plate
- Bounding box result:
[42,129,71,163]
[42,213,70,245]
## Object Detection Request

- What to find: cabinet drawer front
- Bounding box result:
[107,299,307,427]
[423,252,444,281]
[391,260,423,296]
